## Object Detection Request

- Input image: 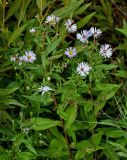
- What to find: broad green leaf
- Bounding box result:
[46,38,61,54]
[53,0,83,18]
[77,12,96,29]
[30,117,60,130]
[36,0,46,11]
[48,54,63,61]
[0,88,19,97]
[103,149,119,160]
[65,106,77,129]
[108,141,127,153]
[112,70,127,78]
[18,0,31,25]
[17,152,36,160]
[74,2,92,16]
[91,132,103,146]
[21,139,37,155]
[5,0,21,21]
[8,24,26,44]
[4,99,26,108]
[94,83,122,91]
[98,119,119,128]
[117,152,127,158]
[95,64,118,70]
[116,28,127,36]
[0,154,11,160]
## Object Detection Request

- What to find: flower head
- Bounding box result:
[76,62,92,77]
[23,128,29,134]
[45,14,60,26]
[10,54,19,62]
[65,19,77,33]
[29,28,36,33]
[23,51,36,63]
[90,27,102,38]
[64,47,77,59]
[77,30,92,43]
[38,86,52,96]
[99,44,113,58]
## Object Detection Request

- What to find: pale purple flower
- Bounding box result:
[64,47,77,59]
[65,19,77,33]
[38,86,52,96]
[99,44,113,58]
[77,30,92,43]
[29,28,36,33]
[10,54,18,62]
[76,62,92,77]
[45,14,60,26]
[90,27,102,38]
[23,51,36,63]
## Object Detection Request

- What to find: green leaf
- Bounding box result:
[46,38,61,54]
[91,132,103,146]
[77,12,96,29]
[94,83,122,91]
[99,119,119,128]
[8,24,26,44]
[117,152,127,158]
[36,0,46,11]
[116,28,127,36]
[30,117,60,130]
[0,88,19,97]
[21,139,37,155]
[103,149,119,160]
[112,70,127,78]
[95,64,118,70]
[108,141,127,153]
[53,0,83,18]
[74,2,92,16]
[65,106,77,129]
[4,99,26,108]
[5,0,21,21]
[17,152,36,160]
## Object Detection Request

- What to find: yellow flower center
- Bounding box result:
[27,55,32,60]
[69,50,73,55]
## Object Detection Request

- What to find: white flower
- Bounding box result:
[65,19,77,33]
[99,44,113,58]
[76,62,92,77]
[29,28,36,33]
[47,77,51,81]
[64,47,77,59]
[45,14,60,26]
[90,27,102,38]
[38,86,52,96]
[23,51,36,63]
[76,30,92,43]
[10,55,18,62]
[23,128,29,134]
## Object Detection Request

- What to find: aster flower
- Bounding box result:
[23,128,29,134]
[45,14,60,26]
[23,51,36,63]
[90,27,102,38]
[99,44,113,58]
[76,62,92,77]
[29,28,36,33]
[65,19,77,33]
[10,54,19,62]
[38,86,52,96]
[64,47,77,59]
[76,30,92,43]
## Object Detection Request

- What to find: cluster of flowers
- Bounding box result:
[28,14,112,95]
[11,51,36,64]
